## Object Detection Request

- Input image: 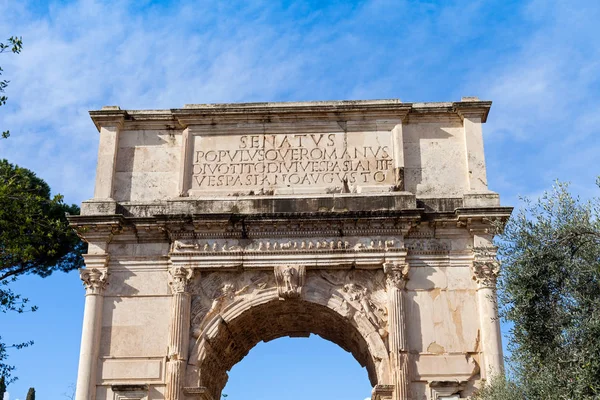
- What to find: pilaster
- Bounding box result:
[165,266,194,400]
[472,244,503,379]
[454,98,492,193]
[90,106,126,200]
[383,261,410,400]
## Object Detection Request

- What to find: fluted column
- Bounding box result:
[165,266,194,400]
[75,264,109,400]
[384,262,410,400]
[472,246,503,379]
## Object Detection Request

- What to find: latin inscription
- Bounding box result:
[191,132,394,191]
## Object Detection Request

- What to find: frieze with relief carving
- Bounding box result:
[172,237,403,254]
[404,238,451,253]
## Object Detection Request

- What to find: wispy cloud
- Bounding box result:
[1,0,597,206]
[469,0,600,202]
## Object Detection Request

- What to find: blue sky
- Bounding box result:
[0,0,599,399]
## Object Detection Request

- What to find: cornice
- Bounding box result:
[88,106,127,131]
[173,99,412,126]
[88,98,494,130]
[70,210,422,242]
[69,205,512,243]
[455,206,513,234]
[453,100,492,123]
[67,214,125,242]
[455,206,514,220]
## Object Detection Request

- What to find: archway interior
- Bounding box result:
[197,299,379,398]
[222,335,373,400]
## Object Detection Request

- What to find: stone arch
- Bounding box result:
[186,281,391,399]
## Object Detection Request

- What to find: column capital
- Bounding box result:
[383,262,410,290]
[472,246,500,288]
[80,268,109,295]
[169,266,194,294]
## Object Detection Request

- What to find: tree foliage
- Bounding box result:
[26,387,35,400]
[0,376,5,400]
[0,36,22,139]
[0,159,85,382]
[477,180,600,399]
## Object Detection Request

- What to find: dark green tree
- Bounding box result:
[0,160,85,382]
[26,387,35,400]
[0,375,6,400]
[0,36,22,139]
[476,179,600,399]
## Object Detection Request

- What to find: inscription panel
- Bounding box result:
[189,130,396,195]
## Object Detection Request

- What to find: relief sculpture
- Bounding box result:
[343,283,385,332]
[172,237,402,254]
[311,270,389,339]
[274,265,306,299]
[189,271,275,338]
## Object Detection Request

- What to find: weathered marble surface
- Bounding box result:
[71,98,511,400]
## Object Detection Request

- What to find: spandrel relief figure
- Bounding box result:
[190,290,212,338]
[343,283,388,338]
[312,270,388,337]
[189,275,245,337]
[344,284,379,324]
[190,271,275,338]
[209,282,247,314]
[319,269,347,286]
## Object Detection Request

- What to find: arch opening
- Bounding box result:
[223,335,373,400]
[188,296,389,399]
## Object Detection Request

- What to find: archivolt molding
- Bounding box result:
[188,269,390,340]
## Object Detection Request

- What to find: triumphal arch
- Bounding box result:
[70,98,511,400]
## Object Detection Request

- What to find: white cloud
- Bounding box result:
[465,0,600,201]
[0,0,322,202]
[0,0,597,212]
